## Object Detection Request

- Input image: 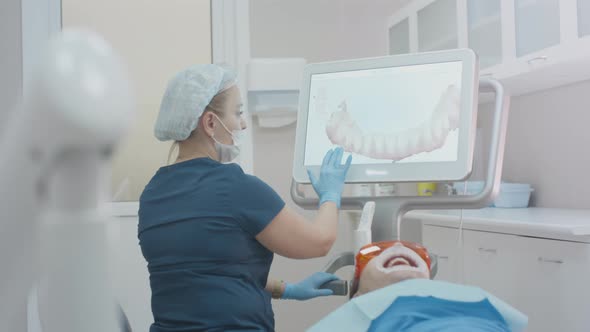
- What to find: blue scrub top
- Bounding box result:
[138,158,285,332]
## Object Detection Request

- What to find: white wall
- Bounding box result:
[1,1,25,328]
[0,0,22,131]
[249,1,410,330]
[250,0,410,63]
[478,80,590,209]
[60,2,213,329]
[62,0,213,201]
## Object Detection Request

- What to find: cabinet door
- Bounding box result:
[511,237,590,332]
[578,0,590,38]
[514,0,561,57]
[417,0,458,52]
[467,0,502,69]
[462,230,521,307]
[389,18,410,55]
[422,225,461,283]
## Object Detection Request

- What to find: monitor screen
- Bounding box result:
[293,50,478,184]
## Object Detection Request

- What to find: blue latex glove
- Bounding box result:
[307,147,352,208]
[281,272,339,301]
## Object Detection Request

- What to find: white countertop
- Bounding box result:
[107,201,140,217]
[405,208,590,243]
[108,202,590,242]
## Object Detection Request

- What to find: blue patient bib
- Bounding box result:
[368,296,509,332]
[308,279,527,332]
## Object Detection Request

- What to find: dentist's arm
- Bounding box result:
[256,148,352,259]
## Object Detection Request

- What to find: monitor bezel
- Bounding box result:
[292,49,479,184]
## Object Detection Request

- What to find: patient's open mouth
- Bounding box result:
[383,255,417,268]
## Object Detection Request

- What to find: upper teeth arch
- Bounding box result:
[325,84,460,161]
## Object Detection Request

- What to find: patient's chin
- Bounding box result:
[354,260,429,298]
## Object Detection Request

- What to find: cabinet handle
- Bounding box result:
[538,257,563,264]
[478,247,497,254]
[527,56,548,65]
[438,255,449,260]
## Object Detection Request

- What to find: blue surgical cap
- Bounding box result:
[154,64,237,141]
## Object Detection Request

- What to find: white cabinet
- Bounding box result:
[467,0,502,69]
[389,18,410,55]
[579,0,590,37]
[461,229,522,308]
[387,0,590,97]
[417,0,458,52]
[422,225,461,282]
[416,208,590,332]
[510,236,590,332]
[514,0,561,57]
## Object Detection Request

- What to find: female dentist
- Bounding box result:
[138,64,352,332]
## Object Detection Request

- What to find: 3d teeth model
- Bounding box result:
[325,85,460,161]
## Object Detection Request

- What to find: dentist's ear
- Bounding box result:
[199,111,217,137]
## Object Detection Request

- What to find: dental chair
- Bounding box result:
[309,208,527,332]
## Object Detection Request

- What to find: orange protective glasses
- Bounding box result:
[353,240,432,282]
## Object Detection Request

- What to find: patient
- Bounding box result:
[351,241,431,298]
[309,241,528,332]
